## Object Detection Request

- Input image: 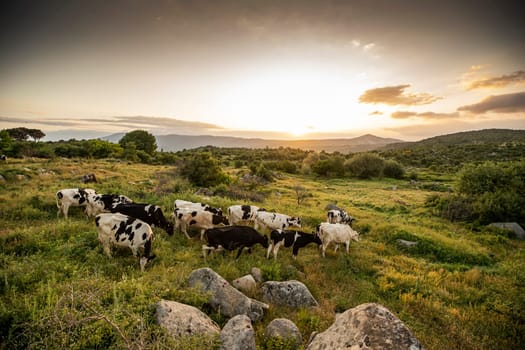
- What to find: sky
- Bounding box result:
[1,0,524,141]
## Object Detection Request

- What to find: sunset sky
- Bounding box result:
[1,0,524,141]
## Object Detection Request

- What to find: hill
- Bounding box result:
[101,133,403,153]
[379,129,525,169]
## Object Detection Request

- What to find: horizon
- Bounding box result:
[1,1,524,141]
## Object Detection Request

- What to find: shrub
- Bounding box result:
[180,152,230,187]
[345,153,384,179]
[383,160,405,179]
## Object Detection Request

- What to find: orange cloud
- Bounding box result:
[359,84,441,106]
[391,111,459,119]
[458,92,525,114]
[467,70,525,90]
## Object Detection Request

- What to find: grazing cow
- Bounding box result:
[56,188,96,219]
[82,173,97,183]
[266,229,322,260]
[327,209,354,226]
[95,213,156,271]
[227,205,266,226]
[0,155,6,162]
[85,193,133,217]
[111,203,174,236]
[254,211,301,232]
[174,199,223,216]
[202,226,269,259]
[316,223,359,257]
[174,208,229,240]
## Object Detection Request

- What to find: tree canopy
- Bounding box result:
[119,130,157,155]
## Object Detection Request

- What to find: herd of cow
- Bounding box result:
[55,188,360,271]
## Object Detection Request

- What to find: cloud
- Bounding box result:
[467,70,525,90]
[359,84,441,106]
[457,92,525,114]
[391,111,460,119]
[369,110,383,116]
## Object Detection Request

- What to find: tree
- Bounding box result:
[28,129,45,141]
[383,160,405,179]
[0,130,13,152]
[119,130,157,155]
[345,153,385,179]
[6,127,30,141]
[180,152,230,187]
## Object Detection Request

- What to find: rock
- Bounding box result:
[155,299,220,338]
[220,315,256,350]
[305,303,425,350]
[261,280,318,308]
[232,274,257,292]
[489,222,525,239]
[264,318,302,348]
[188,267,268,322]
[397,239,418,248]
[251,267,263,282]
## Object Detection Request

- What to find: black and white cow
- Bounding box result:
[85,193,133,217]
[0,155,6,162]
[174,208,229,240]
[82,173,97,183]
[95,213,156,271]
[174,199,223,216]
[111,203,174,236]
[227,205,266,226]
[202,225,269,259]
[266,229,322,260]
[327,208,355,226]
[56,188,96,219]
[254,211,301,232]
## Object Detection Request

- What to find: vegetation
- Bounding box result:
[0,150,523,349]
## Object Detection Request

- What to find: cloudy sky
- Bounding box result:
[1,0,524,141]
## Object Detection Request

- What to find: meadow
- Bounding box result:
[0,157,524,349]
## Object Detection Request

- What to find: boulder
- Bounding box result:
[264,318,302,348]
[188,267,268,322]
[250,267,263,282]
[220,315,256,350]
[397,239,418,248]
[305,303,425,350]
[155,299,220,338]
[489,222,525,239]
[232,274,257,292]
[261,280,318,308]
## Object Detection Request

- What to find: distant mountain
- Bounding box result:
[152,133,402,153]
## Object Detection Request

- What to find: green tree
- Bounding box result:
[0,130,13,152]
[6,127,30,141]
[180,152,230,187]
[345,153,384,179]
[383,159,405,179]
[121,141,139,161]
[119,130,157,155]
[27,129,45,141]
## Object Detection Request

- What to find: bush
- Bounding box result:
[180,152,230,187]
[345,153,384,179]
[383,160,405,179]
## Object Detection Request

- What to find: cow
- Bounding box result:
[316,223,359,257]
[95,213,156,271]
[0,155,6,162]
[266,229,322,260]
[85,193,133,217]
[56,188,96,219]
[174,199,223,216]
[254,211,301,232]
[82,173,97,183]
[202,226,269,260]
[174,208,229,240]
[227,205,266,226]
[327,208,355,226]
[111,203,174,236]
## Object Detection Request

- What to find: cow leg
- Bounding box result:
[345,241,350,254]
[273,241,283,260]
[235,245,246,259]
[266,243,273,259]
[334,244,339,253]
[181,223,191,239]
[62,204,70,219]
[200,229,206,241]
[322,243,328,258]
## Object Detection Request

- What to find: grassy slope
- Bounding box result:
[0,158,524,349]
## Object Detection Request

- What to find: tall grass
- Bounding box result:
[0,158,523,349]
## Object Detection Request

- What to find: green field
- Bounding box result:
[1,157,524,349]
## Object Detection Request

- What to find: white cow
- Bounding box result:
[173,208,230,240]
[56,188,96,219]
[227,205,265,226]
[85,193,133,217]
[254,211,301,232]
[174,199,223,216]
[95,213,156,271]
[316,223,359,257]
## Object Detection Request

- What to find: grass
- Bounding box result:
[0,157,524,349]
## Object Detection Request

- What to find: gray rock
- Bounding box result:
[397,239,418,248]
[261,280,318,308]
[155,299,220,338]
[188,267,268,322]
[232,274,257,292]
[264,318,302,348]
[251,267,263,282]
[489,222,525,239]
[220,315,256,350]
[305,303,425,350]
